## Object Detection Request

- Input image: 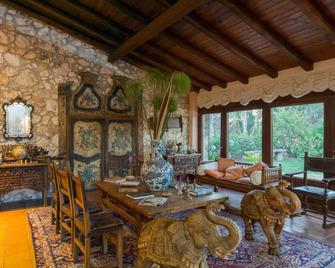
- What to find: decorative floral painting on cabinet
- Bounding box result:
[108,122,133,156]
[75,85,101,111]
[73,120,102,188]
[108,85,131,113]
[73,121,101,158]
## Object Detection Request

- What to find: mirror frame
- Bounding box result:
[2,97,33,141]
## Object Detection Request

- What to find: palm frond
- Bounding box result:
[124,80,143,104]
[125,66,190,141]
[168,97,177,113]
[172,71,191,95]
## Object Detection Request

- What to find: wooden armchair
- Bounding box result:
[287,152,335,228]
[71,175,124,268]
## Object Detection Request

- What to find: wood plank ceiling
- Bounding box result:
[2,0,335,91]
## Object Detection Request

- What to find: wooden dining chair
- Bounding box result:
[71,175,124,268]
[50,161,60,234]
[57,169,74,243]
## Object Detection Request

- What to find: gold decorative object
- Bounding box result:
[136,202,242,268]
[12,145,27,160]
[241,180,301,255]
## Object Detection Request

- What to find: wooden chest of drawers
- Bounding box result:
[167,154,201,177]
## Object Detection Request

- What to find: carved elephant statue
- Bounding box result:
[241,180,301,255]
[136,202,242,268]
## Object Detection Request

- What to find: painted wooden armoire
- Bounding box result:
[58,72,142,189]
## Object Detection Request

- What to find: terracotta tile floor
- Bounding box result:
[0,209,36,268]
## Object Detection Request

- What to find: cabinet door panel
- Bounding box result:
[71,120,103,189]
[108,121,134,176]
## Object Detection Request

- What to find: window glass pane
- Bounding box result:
[202,113,221,161]
[272,103,324,175]
[228,109,262,163]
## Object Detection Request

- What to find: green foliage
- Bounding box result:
[228,110,262,162]
[226,104,324,163]
[229,132,262,160]
[208,134,220,160]
[124,67,190,140]
[272,103,323,158]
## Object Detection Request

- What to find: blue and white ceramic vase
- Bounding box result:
[143,140,174,191]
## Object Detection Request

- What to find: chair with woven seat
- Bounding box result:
[57,169,74,242]
[287,152,335,228]
[50,161,60,234]
[71,175,124,268]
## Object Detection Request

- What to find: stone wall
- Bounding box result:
[0,3,188,203]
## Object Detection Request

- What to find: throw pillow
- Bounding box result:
[250,170,262,185]
[218,158,235,171]
[245,161,268,177]
[204,169,224,179]
[222,165,243,180]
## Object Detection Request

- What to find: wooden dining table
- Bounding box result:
[95,181,229,232]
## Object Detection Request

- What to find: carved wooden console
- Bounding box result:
[0,162,49,206]
[167,153,201,177]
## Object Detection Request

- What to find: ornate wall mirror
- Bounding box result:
[3,97,33,140]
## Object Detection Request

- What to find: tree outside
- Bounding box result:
[272,103,324,174]
[228,109,262,163]
[202,113,221,161]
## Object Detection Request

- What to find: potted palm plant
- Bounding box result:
[125,67,191,191]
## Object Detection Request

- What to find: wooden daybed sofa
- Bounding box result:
[196,159,282,193]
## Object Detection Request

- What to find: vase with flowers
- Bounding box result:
[125,67,190,191]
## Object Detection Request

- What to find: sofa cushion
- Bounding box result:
[245,161,268,176]
[218,158,235,171]
[197,161,218,176]
[204,169,224,179]
[222,166,244,180]
[237,177,251,184]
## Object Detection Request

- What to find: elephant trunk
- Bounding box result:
[205,203,242,258]
[277,180,301,215]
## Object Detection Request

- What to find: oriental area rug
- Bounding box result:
[27,207,335,268]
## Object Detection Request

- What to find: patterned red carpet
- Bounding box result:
[28,207,335,268]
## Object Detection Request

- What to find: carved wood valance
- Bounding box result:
[198,64,335,108]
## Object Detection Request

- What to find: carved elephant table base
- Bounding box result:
[136,203,242,268]
[241,180,301,256]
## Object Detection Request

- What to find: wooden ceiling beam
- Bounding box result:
[157,0,278,78]
[108,0,208,62]
[6,0,120,47]
[7,0,219,88]
[218,0,313,71]
[142,43,226,88]
[292,0,335,42]
[45,0,128,42]
[2,0,206,92]
[105,0,248,84]
[46,0,226,87]
[0,0,117,51]
[56,0,226,87]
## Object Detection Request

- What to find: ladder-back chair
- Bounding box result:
[287,152,335,228]
[71,175,124,268]
[50,161,60,234]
